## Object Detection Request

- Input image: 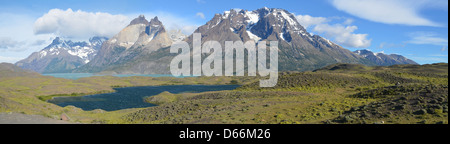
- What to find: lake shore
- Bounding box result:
[48,85,240,111]
[1,63,448,124]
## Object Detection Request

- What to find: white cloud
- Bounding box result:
[296,15,328,29]
[407,32,448,46]
[296,14,372,48]
[330,0,445,27]
[196,12,205,19]
[0,37,32,52]
[313,24,372,48]
[33,9,201,40]
[342,18,354,25]
[34,8,130,40]
[0,37,19,49]
[0,13,55,63]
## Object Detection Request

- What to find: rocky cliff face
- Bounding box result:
[75,15,185,74]
[15,37,107,73]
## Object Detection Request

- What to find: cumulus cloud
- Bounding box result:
[34,8,130,39]
[196,12,205,19]
[296,14,372,48]
[34,8,202,39]
[330,0,445,27]
[296,15,328,29]
[313,24,371,48]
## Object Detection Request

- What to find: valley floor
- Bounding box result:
[0,63,448,124]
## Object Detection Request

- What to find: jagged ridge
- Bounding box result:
[15,37,107,73]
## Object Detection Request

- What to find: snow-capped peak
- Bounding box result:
[38,37,107,64]
[272,9,299,27]
[209,8,311,43]
[244,11,260,28]
[374,51,385,56]
[223,11,231,19]
[354,49,373,58]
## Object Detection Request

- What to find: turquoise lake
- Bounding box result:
[47,85,240,111]
[42,73,192,80]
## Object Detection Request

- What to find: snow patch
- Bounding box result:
[299,30,307,36]
[279,11,297,27]
[119,42,135,48]
[247,31,261,42]
[280,33,285,41]
[51,50,60,55]
[39,51,47,58]
[68,46,93,58]
[110,38,117,43]
[145,36,154,44]
[324,38,334,46]
[245,11,259,26]
[374,51,385,56]
[209,18,222,29]
[223,11,231,19]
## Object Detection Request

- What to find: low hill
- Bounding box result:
[0,63,41,78]
[312,63,372,72]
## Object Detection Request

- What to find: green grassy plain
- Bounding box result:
[0,63,448,124]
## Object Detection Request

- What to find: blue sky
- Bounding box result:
[0,0,448,64]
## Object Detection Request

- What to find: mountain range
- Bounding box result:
[16,8,418,74]
[353,49,418,66]
[16,37,107,73]
[185,8,375,72]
